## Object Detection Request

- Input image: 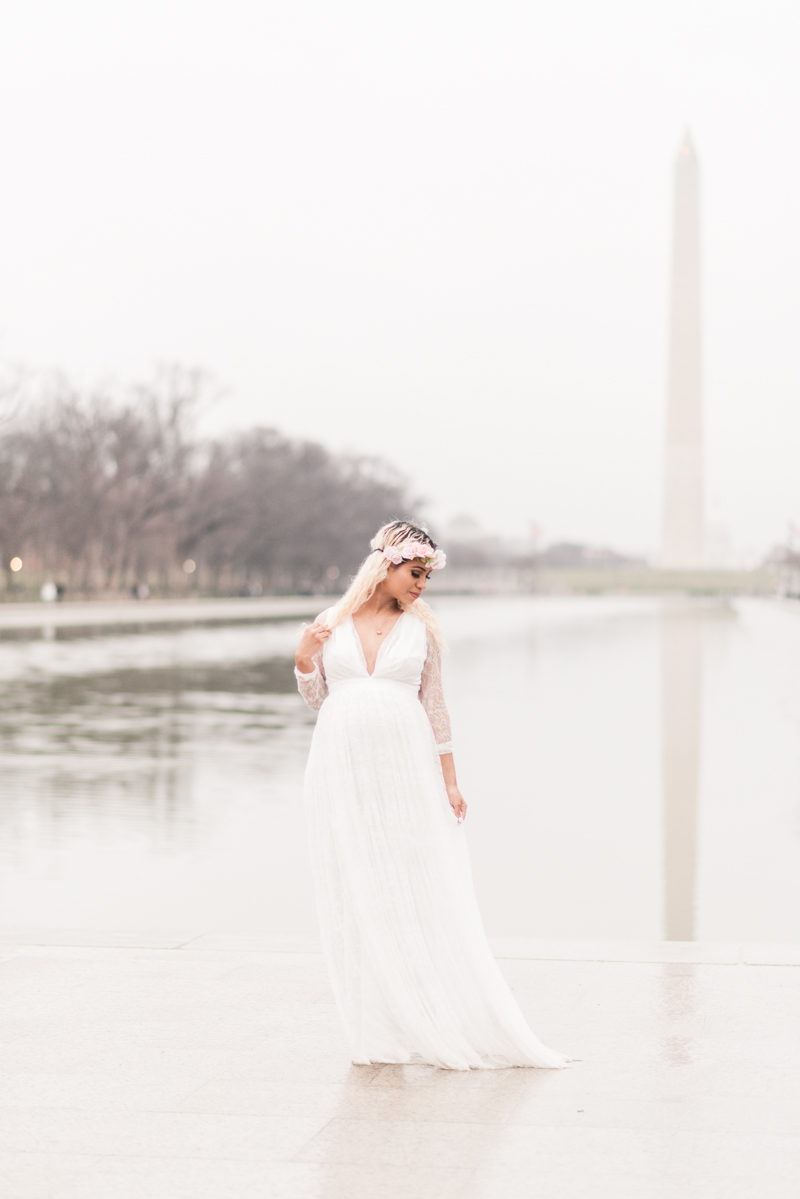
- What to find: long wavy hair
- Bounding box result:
[327,520,446,650]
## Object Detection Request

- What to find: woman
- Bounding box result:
[295,520,568,1070]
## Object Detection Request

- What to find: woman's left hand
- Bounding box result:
[446,785,467,823]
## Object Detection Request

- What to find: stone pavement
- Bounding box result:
[0,932,797,1199]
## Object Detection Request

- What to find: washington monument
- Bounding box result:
[661,132,704,568]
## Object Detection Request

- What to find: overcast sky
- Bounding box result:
[1,0,798,557]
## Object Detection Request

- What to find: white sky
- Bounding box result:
[0,0,798,557]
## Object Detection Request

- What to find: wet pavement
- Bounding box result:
[0,934,797,1198]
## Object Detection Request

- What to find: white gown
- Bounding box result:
[296,607,568,1070]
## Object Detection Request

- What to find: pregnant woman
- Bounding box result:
[295,520,568,1070]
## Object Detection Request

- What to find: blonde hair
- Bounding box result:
[328,521,446,650]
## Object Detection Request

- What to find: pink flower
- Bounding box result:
[383,541,446,569]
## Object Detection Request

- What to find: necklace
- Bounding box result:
[362,604,397,636]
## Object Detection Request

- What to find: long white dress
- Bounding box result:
[296,606,568,1070]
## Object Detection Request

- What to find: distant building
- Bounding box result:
[446,514,484,544]
[704,515,732,569]
[661,132,705,568]
[535,542,645,570]
[764,545,800,598]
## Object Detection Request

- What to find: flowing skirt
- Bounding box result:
[304,676,568,1070]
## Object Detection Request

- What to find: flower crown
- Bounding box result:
[379,541,446,570]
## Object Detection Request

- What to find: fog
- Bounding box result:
[1,0,798,556]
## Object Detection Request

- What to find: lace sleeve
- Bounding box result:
[295,658,328,710]
[295,610,330,711]
[419,638,453,755]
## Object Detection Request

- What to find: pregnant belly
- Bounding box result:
[318,677,430,749]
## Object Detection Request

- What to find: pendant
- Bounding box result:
[377,629,383,635]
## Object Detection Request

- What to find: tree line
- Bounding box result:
[0,368,414,598]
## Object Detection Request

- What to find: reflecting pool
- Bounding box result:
[0,597,798,942]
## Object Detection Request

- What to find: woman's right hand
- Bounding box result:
[295,621,331,673]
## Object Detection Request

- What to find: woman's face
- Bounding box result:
[384,558,432,605]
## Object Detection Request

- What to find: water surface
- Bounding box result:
[0,596,798,942]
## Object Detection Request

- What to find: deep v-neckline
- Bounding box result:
[351,612,405,677]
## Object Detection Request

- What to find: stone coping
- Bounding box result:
[0,595,325,630]
[0,928,797,965]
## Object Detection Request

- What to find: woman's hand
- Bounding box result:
[446,783,467,823]
[438,753,466,823]
[296,621,331,673]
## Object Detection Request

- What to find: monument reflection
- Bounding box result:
[660,603,704,941]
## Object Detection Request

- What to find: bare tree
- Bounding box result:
[0,368,417,598]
